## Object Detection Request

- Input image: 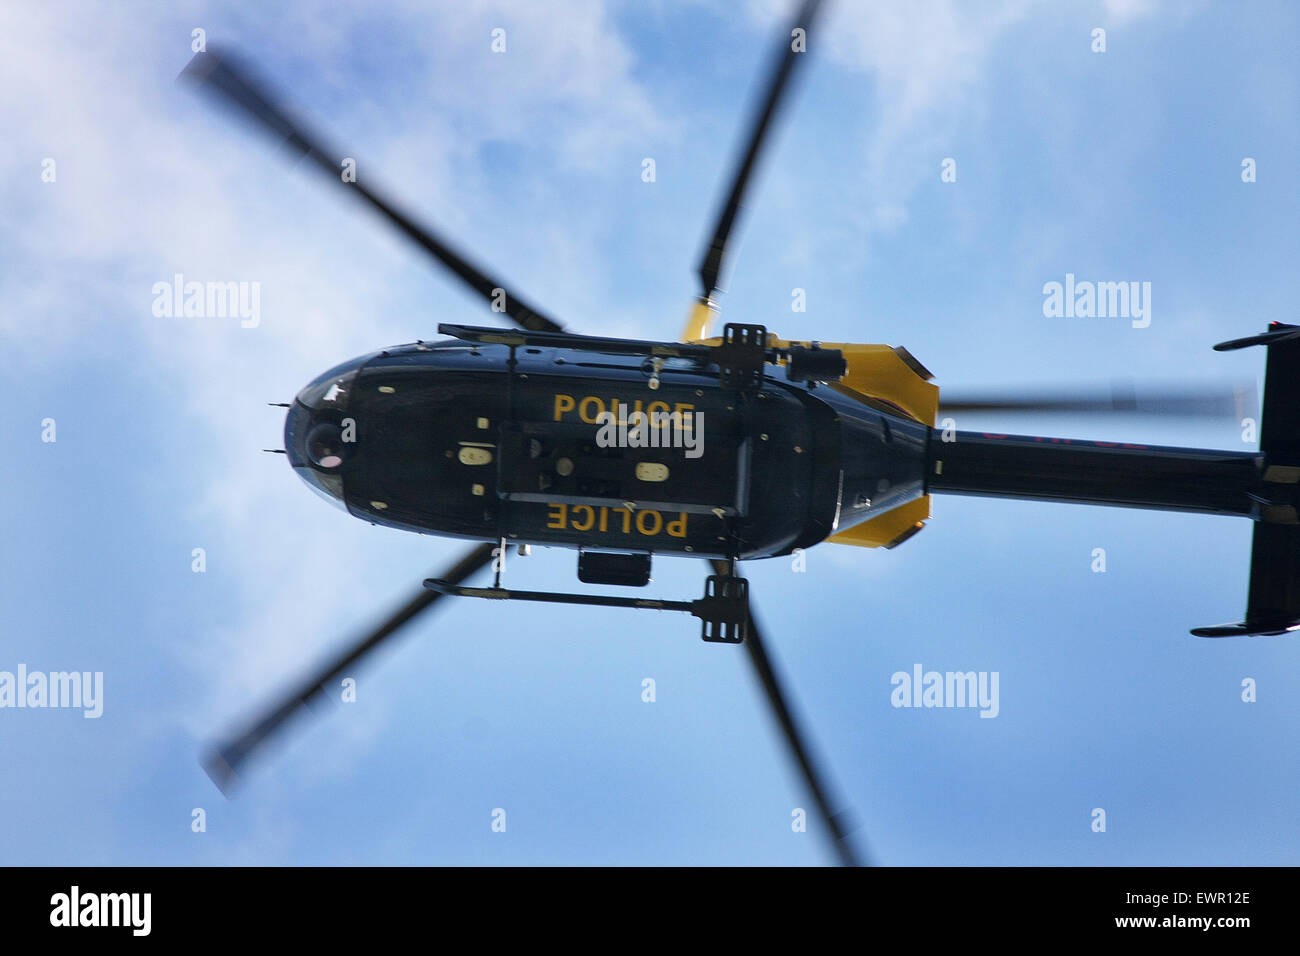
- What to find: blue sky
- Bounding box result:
[3,0,1299,865]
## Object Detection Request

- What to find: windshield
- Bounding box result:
[295,354,374,411]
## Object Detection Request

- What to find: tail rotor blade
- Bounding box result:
[180,49,565,333]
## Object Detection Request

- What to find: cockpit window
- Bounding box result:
[296,356,370,411]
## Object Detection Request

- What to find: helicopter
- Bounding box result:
[182,0,1299,867]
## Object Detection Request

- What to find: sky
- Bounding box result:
[2,0,1298,865]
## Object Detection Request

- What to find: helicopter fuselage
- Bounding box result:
[284,337,931,561]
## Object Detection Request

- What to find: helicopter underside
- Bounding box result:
[288,333,933,563]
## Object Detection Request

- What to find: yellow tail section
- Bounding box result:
[824,343,937,426]
[826,496,930,549]
[681,318,938,549]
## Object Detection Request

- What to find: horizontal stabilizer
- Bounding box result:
[1191,523,1300,636]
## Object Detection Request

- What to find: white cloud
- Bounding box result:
[1103,0,1160,23]
[0,1,670,741]
[808,0,1039,231]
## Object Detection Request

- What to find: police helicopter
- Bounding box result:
[182,0,1299,866]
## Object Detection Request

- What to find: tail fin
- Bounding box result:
[1193,323,1300,637]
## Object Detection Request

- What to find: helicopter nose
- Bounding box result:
[284,352,370,469]
[285,401,356,471]
[283,401,312,469]
[281,351,376,510]
[283,402,349,510]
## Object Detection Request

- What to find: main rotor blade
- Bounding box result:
[203,543,496,794]
[710,559,865,866]
[696,0,824,299]
[938,382,1257,419]
[180,49,565,333]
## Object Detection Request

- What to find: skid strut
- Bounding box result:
[423,573,750,643]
